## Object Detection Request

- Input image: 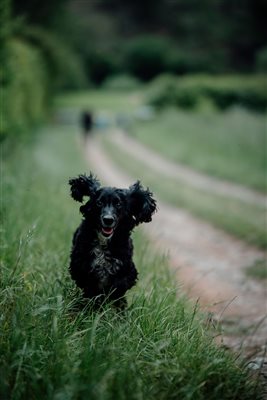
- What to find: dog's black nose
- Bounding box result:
[102,216,115,226]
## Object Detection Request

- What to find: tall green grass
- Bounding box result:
[1,125,262,399]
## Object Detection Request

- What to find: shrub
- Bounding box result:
[175,88,199,109]
[146,74,267,112]
[124,35,171,81]
[146,74,199,110]
[84,49,120,85]
[22,26,88,91]
[2,39,49,138]
[166,50,211,75]
[1,25,89,138]
[201,76,267,112]
[255,46,267,73]
[146,74,178,108]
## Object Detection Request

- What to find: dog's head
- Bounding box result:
[69,173,157,239]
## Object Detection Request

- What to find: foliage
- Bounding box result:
[1,125,261,400]
[1,23,88,138]
[85,49,119,85]
[146,74,267,112]
[199,75,267,112]
[12,0,69,27]
[146,74,198,110]
[75,0,267,73]
[9,0,267,91]
[0,0,11,51]
[122,36,216,82]
[0,0,12,135]
[255,46,267,73]
[124,36,172,81]
[165,50,211,75]
[21,26,88,91]
[1,39,49,138]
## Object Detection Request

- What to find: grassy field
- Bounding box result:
[132,107,267,193]
[56,90,142,113]
[1,123,262,399]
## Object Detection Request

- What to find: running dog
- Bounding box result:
[69,173,157,309]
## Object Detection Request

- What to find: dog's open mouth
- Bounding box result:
[101,226,114,237]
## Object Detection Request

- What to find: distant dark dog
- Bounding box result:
[81,111,93,135]
[69,173,157,309]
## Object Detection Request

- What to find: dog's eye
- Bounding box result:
[115,200,122,208]
[96,200,103,207]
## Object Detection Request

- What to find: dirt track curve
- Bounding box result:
[111,130,267,207]
[83,132,267,355]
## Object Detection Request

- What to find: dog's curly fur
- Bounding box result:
[69,173,157,308]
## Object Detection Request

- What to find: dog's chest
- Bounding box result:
[90,244,121,288]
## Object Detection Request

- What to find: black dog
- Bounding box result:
[69,173,157,309]
[81,110,93,136]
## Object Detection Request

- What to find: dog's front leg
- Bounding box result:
[110,265,138,299]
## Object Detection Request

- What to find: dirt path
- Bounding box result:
[111,129,267,207]
[84,134,267,355]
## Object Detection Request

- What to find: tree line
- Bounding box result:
[1,0,266,138]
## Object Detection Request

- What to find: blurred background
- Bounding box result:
[1,0,267,137]
[1,0,267,249]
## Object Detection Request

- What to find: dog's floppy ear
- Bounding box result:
[128,181,157,225]
[69,173,100,202]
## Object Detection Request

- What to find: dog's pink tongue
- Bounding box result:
[102,227,113,235]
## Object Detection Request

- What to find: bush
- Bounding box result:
[146,74,178,108]
[166,50,212,75]
[22,26,88,91]
[124,35,171,81]
[146,74,199,110]
[255,46,267,73]
[84,49,120,85]
[1,25,89,138]
[2,39,49,138]
[201,76,267,112]
[146,74,267,112]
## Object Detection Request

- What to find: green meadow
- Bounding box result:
[132,107,267,193]
[1,121,262,399]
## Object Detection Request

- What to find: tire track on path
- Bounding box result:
[111,129,267,207]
